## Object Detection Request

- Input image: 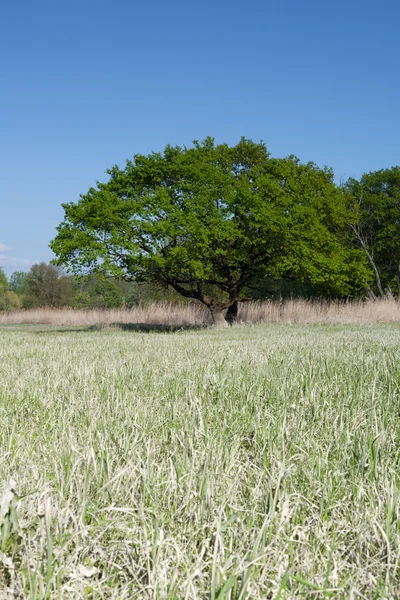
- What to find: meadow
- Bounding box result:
[1,320,400,598]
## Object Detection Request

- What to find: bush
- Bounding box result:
[5,291,22,309]
[0,290,22,311]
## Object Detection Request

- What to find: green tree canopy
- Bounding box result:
[0,267,9,310]
[0,268,22,311]
[9,271,28,295]
[51,138,367,325]
[0,267,8,294]
[345,167,400,297]
[25,263,73,308]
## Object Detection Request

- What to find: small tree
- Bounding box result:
[0,268,9,310]
[9,271,28,296]
[0,269,22,310]
[25,263,73,307]
[51,138,367,325]
[5,291,22,310]
[0,267,8,293]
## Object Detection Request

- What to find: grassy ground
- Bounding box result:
[0,324,400,598]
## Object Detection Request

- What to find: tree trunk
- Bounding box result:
[372,262,385,297]
[167,281,241,327]
[278,277,283,302]
[351,226,385,297]
[363,247,384,296]
[366,286,377,301]
[209,306,229,328]
[385,285,395,301]
[225,301,238,325]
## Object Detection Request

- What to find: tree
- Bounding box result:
[9,271,28,295]
[0,268,7,294]
[0,268,22,310]
[4,291,22,310]
[345,167,400,298]
[0,267,9,310]
[51,138,367,325]
[25,263,73,308]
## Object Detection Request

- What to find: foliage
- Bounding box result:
[345,167,400,297]
[72,275,124,309]
[0,267,8,293]
[9,271,28,296]
[0,295,10,311]
[24,262,73,308]
[0,268,12,311]
[5,291,22,309]
[51,138,368,323]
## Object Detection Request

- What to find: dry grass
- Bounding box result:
[0,302,205,327]
[1,298,400,327]
[241,297,400,325]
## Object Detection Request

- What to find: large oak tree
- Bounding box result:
[51,138,367,325]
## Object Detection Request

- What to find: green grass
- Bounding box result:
[1,323,400,598]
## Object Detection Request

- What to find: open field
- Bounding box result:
[1,323,400,598]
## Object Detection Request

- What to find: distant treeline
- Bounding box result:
[0,262,332,311]
[0,263,182,311]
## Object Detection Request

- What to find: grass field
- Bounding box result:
[1,323,400,598]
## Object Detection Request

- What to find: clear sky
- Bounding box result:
[1,0,399,275]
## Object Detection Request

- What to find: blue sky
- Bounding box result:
[1,0,399,275]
